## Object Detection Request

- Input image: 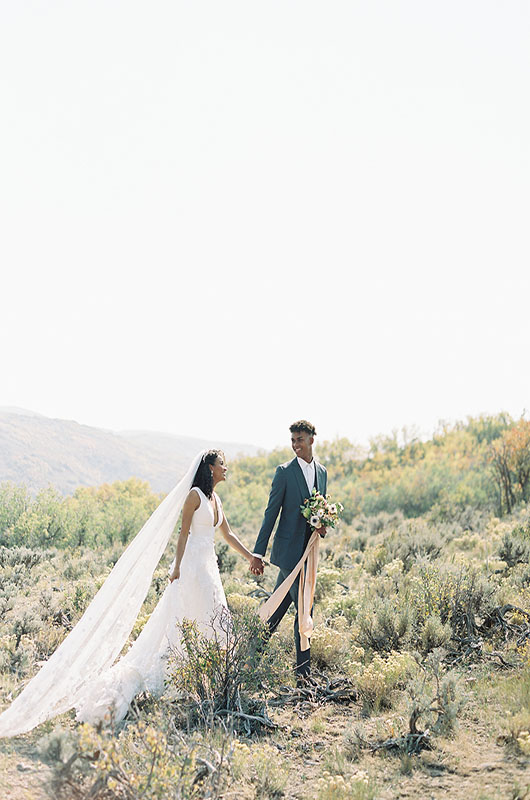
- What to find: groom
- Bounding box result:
[250,420,327,681]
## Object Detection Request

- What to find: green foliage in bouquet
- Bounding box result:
[301,489,344,531]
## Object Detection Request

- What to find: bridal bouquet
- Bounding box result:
[301,489,343,532]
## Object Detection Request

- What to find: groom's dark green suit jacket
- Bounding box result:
[254,457,328,572]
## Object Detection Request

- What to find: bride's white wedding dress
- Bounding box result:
[0,451,230,738]
[76,487,228,725]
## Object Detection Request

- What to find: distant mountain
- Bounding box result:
[0,409,261,495]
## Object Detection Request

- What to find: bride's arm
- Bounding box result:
[219,515,256,565]
[169,490,200,582]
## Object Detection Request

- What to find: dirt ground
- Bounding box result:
[0,735,51,800]
[1,693,529,800]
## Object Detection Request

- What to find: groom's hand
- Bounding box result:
[250,556,264,575]
[319,526,327,538]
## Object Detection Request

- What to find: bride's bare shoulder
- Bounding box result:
[184,488,201,509]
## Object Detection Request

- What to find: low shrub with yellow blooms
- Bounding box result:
[316,768,375,800]
[517,730,530,755]
[348,651,418,711]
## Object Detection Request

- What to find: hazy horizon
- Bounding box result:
[0,403,524,455]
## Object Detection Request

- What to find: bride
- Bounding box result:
[0,449,256,736]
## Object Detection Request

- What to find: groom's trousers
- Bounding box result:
[266,525,313,677]
[266,570,312,677]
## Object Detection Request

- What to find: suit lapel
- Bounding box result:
[292,458,311,501]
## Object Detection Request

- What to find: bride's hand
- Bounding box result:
[169,566,180,582]
[249,556,264,576]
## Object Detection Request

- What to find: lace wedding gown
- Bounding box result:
[75,487,228,725]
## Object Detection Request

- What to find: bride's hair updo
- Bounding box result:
[191,449,225,499]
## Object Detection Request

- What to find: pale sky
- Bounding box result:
[1,1,529,450]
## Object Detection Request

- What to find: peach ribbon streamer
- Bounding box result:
[258,530,320,651]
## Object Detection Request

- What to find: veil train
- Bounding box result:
[0,451,205,737]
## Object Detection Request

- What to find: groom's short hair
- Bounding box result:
[290,420,316,436]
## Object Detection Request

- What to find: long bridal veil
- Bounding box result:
[0,450,205,737]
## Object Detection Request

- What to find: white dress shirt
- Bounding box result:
[297,456,315,493]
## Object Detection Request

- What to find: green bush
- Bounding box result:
[499,525,530,567]
[215,541,237,574]
[166,606,285,730]
[419,614,452,654]
[356,597,414,653]
[386,520,443,571]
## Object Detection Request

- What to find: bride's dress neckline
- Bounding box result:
[191,487,222,528]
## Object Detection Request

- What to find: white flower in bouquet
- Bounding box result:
[301,489,343,532]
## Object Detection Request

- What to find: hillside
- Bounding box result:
[0,413,530,798]
[0,409,259,495]
[1,415,530,798]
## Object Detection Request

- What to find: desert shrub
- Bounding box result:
[0,562,33,587]
[1,637,35,676]
[363,544,391,576]
[316,770,375,800]
[451,531,482,551]
[310,623,352,671]
[314,568,342,602]
[33,624,65,661]
[63,582,96,616]
[497,665,530,756]
[321,593,360,624]
[215,541,237,574]
[514,564,530,588]
[406,650,463,737]
[343,533,368,554]
[432,671,461,736]
[38,725,78,764]
[0,591,14,619]
[428,503,488,532]
[249,742,288,798]
[407,566,499,641]
[11,609,42,649]
[356,597,414,653]
[334,551,356,569]
[383,520,443,572]
[226,592,259,614]
[231,739,290,797]
[357,511,405,537]
[67,479,161,548]
[499,525,530,567]
[46,717,234,800]
[419,614,452,655]
[62,559,85,581]
[166,606,285,729]
[0,545,48,568]
[350,651,417,713]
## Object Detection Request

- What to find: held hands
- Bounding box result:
[319,526,327,538]
[249,556,265,576]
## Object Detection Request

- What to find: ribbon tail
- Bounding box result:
[258,531,320,630]
[298,534,320,651]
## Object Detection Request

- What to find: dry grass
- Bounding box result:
[1,499,530,799]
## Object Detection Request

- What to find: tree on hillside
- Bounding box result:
[489,419,530,514]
